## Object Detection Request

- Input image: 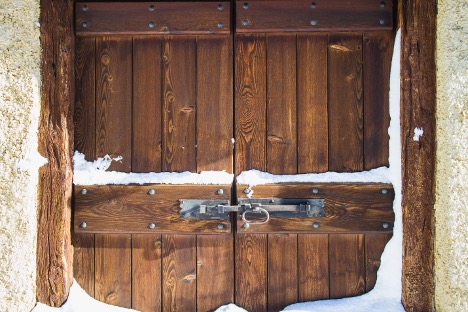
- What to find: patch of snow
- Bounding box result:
[413,127,424,141]
[15,149,48,172]
[215,303,248,312]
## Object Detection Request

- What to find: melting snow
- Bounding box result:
[413,127,424,141]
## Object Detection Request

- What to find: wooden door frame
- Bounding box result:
[36,0,436,310]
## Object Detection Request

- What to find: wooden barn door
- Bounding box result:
[73,1,396,311]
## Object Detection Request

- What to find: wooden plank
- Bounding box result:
[162,235,196,312]
[298,234,329,301]
[162,37,197,172]
[74,37,96,160]
[363,32,393,170]
[329,234,365,298]
[365,233,392,292]
[268,234,298,311]
[235,34,267,175]
[328,33,364,172]
[132,234,162,311]
[133,37,162,173]
[266,35,297,174]
[72,234,95,297]
[297,34,328,173]
[95,37,132,172]
[236,0,393,33]
[197,36,233,172]
[235,234,267,312]
[74,184,232,234]
[95,234,132,307]
[197,235,234,311]
[76,2,231,35]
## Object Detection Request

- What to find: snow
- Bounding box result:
[413,127,424,141]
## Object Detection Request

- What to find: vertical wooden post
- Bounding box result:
[400,0,436,311]
[36,0,74,306]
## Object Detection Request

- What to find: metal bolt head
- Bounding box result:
[312,188,319,194]
[381,188,388,194]
[243,2,249,9]
[148,223,156,229]
[81,188,88,195]
[379,19,385,25]
[148,189,156,195]
[149,22,155,28]
[218,21,224,28]
[82,22,88,28]
[311,2,317,8]
[216,188,224,195]
[382,222,389,229]
[149,4,155,11]
[310,19,318,26]
[79,222,87,228]
[243,188,251,194]
[242,19,249,26]
[82,4,88,11]
[217,223,224,230]
[242,223,250,229]
[217,4,224,10]
[312,222,320,228]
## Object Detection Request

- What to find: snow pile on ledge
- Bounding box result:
[73,151,234,185]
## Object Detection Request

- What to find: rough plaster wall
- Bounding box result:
[435,0,468,311]
[0,0,41,310]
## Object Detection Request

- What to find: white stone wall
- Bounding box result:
[0,0,41,310]
[435,0,468,311]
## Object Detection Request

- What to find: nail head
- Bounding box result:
[82,22,88,28]
[243,2,249,9]
[148,189,156,195]
[79,222,87,228]
[149,4,155,11]
[216,188,224,195]
[82,4,88,11]
[149,21,155,28]
[217,4,224,10]
[218,21,224,28]
[81,188,88,195]
[217,223,224,230]
[312,188,319,194]
[243,188,251,194]
[311,2,317,8]
[148,223,156,229]
[381,188,388,194]
[312,222,320,228]
[242,19,249,26]
[310,19,318,26]
[382,222,389,229]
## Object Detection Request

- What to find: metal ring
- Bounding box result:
[241,207,270,225]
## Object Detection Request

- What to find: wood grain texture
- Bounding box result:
[363,32,393,170]
[162,37,197,172]
[297,34,328,173]
[74,37,96,160]
[235,34,267,175]
[235,234,267,312]
[268,234,298,311]
[365,233,392,292]
[95,234,132,307]
[329,234,365,298]
[133,38,162,172]
[197,235,234,311]
[298,234,329,301]
[197,36,233,173]
[72,234,95,297]
[162,235,197,312]
[95,37,132,171]
[266,35,297,174]
[328,33,364,172]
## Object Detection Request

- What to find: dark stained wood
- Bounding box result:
[95,37,132,171]
[235,234,267,312]
[72,234,95,297]
[197,36,233,172]
[266,35,297,174]
[162,235,197,312]
[74,37,96,160]
[268,234,298,311]
[132,234,162,311]
[74,184,232,234]
[197,235,234,311]
[235,34,267,175]
[235,0,393,33]
[162,37,197,172]
[329,234,365,298]
[363,32,393,170]
[365,233,392,292]
[36,0,74,304]
[95,234,132,307]
[133,38,162,173]
[297,34,328,173]
[76,2,231,35]
[298,234,329,301]
[400,0,437,310]
[328,33,364,172]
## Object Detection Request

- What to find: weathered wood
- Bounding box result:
[328,33,364,172]
[72,234,95,297]
[197,36,233,172]
[37,0,74,304]
[235,34,267,175]
[76,2,231,35]
[365,233,392,292]
[235,0,393,33]
[400,0,436,310]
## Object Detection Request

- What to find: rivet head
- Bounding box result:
[312,188,319,194]
[312,222,320,228]
[82,22,88,28]
[149,4,155,11]
[218,21,224,28]
[242,223,250,229]
[242,19,249,26]
[149,22,155,28]
[82,4,88,11]
[81,188,88,195]
[148,189,156,195]
[79,222,87,228]
[311,2,317,8]
[243,188,251,194]
[382,222,389,229]
[380,2,385,8]
[310,19,318,26]
[243,2,249,9]
[148,223,156,229]
[217,4,224,10]
[381,188,388,194]
[217,224,224,230]
[216,188,224,195]
[379,19,385,25]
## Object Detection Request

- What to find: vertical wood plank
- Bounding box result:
[162,37,197,172]
[197,235,234,311]
[266,35,297,174]
[297,34,328,173]
[235,234,267,312]
[133,38,162,173]
[363,32,393,170]
[298,234,329,301]
[72,234,95,297]
[95,37,132,172]
[95,234,132,308]
[365,233,392,292]
[235,34,267,175]
[162,235,196,312]
[268,234,298,311]
[196,36,233,173]
[74,37,96,160]
[328,33,364,172]
[329,234,365,298]
[132,234,162,312]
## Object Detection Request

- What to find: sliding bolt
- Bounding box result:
[148,223,156,229]
[382,222,389,229]
[79,222,87,228]
[148,189,156,195]
[216,188,224,195]
[243,188,251,194]
[381,188,388,194]
[312,222,320,228]
[312,188,319,194]
[217,224,225,230]
[81,188,88,195]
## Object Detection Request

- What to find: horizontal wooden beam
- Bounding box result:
[236,0,394,33]
[75,2,231,36]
